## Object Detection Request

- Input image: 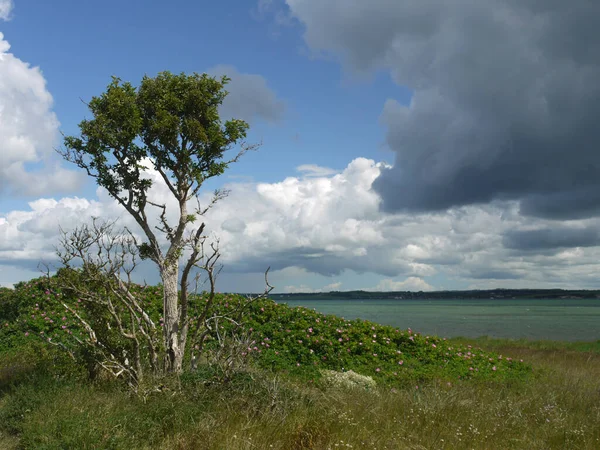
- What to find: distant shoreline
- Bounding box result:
[265,288,600,301]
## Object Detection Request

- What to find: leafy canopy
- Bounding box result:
[63,71,249,208]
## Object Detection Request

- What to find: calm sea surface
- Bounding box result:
[280,298,600,342]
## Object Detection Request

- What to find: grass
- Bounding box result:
[0,338,599,448]
[1,279,600,448]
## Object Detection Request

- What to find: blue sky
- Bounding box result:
[1,0,600,292]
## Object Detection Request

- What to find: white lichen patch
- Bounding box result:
[320,369,377,391]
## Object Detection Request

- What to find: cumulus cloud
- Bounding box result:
[0,32,82,196]
[285,0,600,219]
[207,65,285,124]
[5,156,600,289]
[0,0,13,20]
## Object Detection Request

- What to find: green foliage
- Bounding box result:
[2,278,531,387]
[0,273,167,382]
[62,71,249,213]
[239,298,531,386]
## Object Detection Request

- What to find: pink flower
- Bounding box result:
[24,332,29,337]
[492,366,497,371]
[432,343,437,348]
[375,368,380,372]
[338,338,343,342]
[398,360,404,365]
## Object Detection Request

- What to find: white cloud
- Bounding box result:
[0,0,13,20]
[5,155,600,290]
[296,164,338,178]
[0,32,82,196]
[370,277,434,292]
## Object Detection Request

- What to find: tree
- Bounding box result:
[59,71,267,374]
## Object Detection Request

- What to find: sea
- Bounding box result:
[280,298,600,342]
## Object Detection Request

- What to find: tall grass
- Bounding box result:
[1,338,600,449]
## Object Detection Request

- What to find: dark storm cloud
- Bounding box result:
[286,0,600,219]
[503,227,600,251]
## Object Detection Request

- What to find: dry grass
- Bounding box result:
[2,338,600,449]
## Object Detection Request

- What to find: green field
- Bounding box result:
[1,280,599,449]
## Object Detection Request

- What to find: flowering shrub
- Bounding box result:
[239,298,531,386]
[1,278,531,387]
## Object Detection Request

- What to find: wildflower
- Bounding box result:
[492,366,497,371]
[432,343,437,348]
[24,332,29,337]
[375,368,380,372]
[398,360,404,365]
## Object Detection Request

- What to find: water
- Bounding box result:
[280,298,600,342]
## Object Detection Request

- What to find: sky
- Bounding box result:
[1,0,600,293]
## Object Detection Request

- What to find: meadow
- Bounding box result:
[1,278,599,449]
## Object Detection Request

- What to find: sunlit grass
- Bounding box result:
[2,281,600,449]
[1,338,600,449]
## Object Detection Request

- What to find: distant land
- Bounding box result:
[264,289,600,301]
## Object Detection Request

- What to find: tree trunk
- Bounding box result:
[161,261,183,373]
